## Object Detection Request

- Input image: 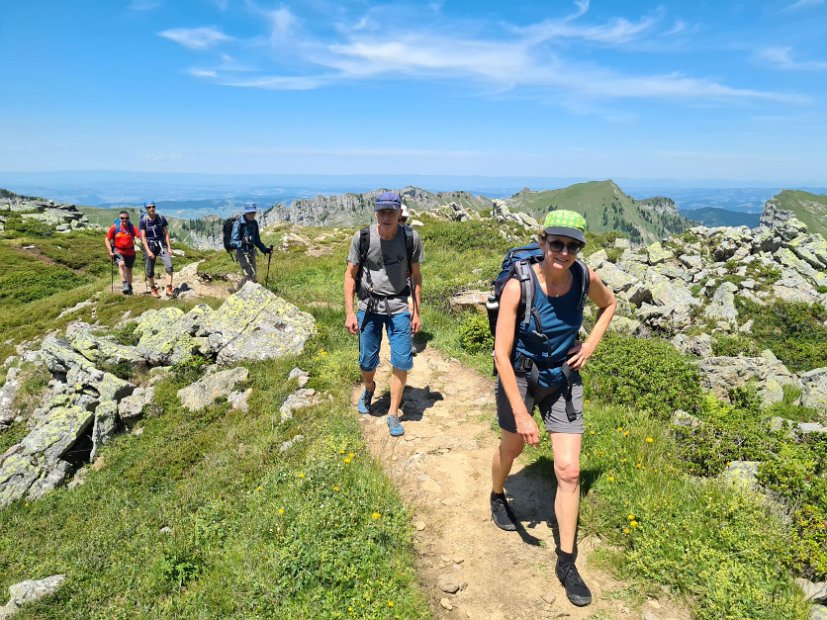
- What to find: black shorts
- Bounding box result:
[113,253,136,269]
[496,372,584,434]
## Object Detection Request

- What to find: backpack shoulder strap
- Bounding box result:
[576,259,590,311]
[358,226,371,264]
[400,225,414,268]
[514,259,535,329]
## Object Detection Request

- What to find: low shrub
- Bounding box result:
[171,354,211,383]
[583,334,702,418]
[458,311,493,355]
[711,334,761,357]
[674,392,779,476]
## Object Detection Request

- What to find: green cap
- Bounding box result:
[543,209,587,244]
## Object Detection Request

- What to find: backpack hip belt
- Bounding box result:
[513,353,578,423]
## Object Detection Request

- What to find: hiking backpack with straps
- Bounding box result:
[222,215,240,253]
[113,218,136,238]
[485,241,590,360]
[355,224,414,300]
[485,241,591,420]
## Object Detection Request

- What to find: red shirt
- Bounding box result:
[106,223,140,255]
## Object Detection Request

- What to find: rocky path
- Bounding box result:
[355,343,690,620]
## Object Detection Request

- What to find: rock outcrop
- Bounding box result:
[0,283,315,508]
[1,190,92,233]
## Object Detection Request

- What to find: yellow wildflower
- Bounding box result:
[623,527,630,534]
[339,449,346,454]
[348,452,355,459]
[589,430,596,436]
[627,513,635,520]
[645,437,654,443]
[371,512,381,520]
[387,601,395,608]
[278,507,285,515]
[607,475,616,483]
[332,485,340,492]
[343,457,352,464]
[623,431,630,437]
[630,520,639,528]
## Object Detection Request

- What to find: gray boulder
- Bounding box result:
[697,352,801,406]
[177,367,249,412]
[594,262,638,294]
[280,388,321,422]
[202,282,315,365]
[672,333,713,358]
[720,460,760,490]
[796,578,827,604]
[800,368,827,413]
[117,387,154,421]
[0,405,93,507]
[0,367,23,429]
[0,575,66,620]
[703,282,739,325]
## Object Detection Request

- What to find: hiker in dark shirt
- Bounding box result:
[490,210,616,607]
[139,201,174,298]
[229,202,272,288]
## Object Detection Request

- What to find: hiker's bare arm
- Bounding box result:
[494,278,540,446]
[344,262,360,334]
[567,268,617,371]
[141,230,154,258]
[410,262,422,334]
[165,227,172,253]
[104,236,113,256]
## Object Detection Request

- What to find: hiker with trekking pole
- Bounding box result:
[104,210,140,295]
[488,210,616,607]
[139,200,175,298]
[227,202,272,291]
[344,191,423,438]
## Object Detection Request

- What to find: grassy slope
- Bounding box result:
[770,189,827,238]
[1,216,819,619]
[507,180,691,243]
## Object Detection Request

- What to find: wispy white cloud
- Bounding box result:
[169,1,805,106]
[759,46,827,70]
[159,26,232,50]
[780,0,824,12]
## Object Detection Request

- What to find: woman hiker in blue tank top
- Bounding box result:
[490,210,616,608]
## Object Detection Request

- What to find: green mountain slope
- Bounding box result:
[767,190,827,238]
[506,180,692,244]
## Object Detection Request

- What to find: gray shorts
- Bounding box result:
[145,245,173,277]
[496,372,584,434]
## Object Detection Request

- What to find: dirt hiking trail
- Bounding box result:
[354,342,690,620]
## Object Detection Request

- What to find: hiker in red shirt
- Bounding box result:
[105,210,141,295]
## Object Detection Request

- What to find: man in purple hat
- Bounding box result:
[344,191,423,437]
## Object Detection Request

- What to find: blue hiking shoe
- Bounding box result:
[357,388,373,414]
[386,415,405,437]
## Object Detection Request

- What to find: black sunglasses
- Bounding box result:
[547,239,583,254]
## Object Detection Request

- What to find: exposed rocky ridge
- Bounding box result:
[1,188,93,233]
[260,185,493,228]
[0,282,315,509]
[584,203,827,410]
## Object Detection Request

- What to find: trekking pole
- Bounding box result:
[110,256,114,293]
[265,246,273,288]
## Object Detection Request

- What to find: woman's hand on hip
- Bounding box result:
[566,341,595,371]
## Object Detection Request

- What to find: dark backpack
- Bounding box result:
[113,218,136,237]
[222,216,239,253]
[355,224,414,300]
[486,241,590,343]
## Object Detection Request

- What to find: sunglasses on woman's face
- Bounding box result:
[546,239,583,254]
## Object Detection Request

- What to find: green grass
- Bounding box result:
[2,214,822,619]
[0,310,427,619]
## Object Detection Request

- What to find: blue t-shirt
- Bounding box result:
[139,214,168,244]
[512,263,585,387]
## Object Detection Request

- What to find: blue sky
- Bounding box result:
[1,0,825,184]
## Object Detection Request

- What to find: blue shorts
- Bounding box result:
[358,310,413,372]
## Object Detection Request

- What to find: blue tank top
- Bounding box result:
[512,262,585,387]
